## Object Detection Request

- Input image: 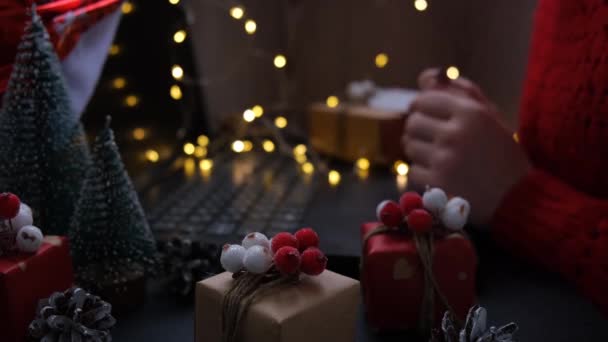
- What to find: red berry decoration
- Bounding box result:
[0,193,20,220]
[408,209,433,234]
[274,246,302,275]
[300,247,327,275]
[271,232,299,253]
[376,200,403,227]
[294,228,320,252]
[399,192,423,215]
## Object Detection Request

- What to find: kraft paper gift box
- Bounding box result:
[0,236,74,342]
[308,102,406,164]
[196,270,360,342]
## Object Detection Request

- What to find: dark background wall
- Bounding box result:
[189,0,539,130]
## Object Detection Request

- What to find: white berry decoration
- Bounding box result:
[10,203,33,231]
[243,245,272,274]
[242,232,270,250]
[16,225,43,253]
[441,197,471,231]
[422,188,448,215]
[220,244,246,273]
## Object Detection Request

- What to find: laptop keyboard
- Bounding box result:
[146,151,319,244]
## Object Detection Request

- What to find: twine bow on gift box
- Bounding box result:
[221,268,299,342]
[219,229,328,342]
[362,226,463,336]
[362,189,473,337]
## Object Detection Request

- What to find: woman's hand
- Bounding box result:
[402,68,531,225]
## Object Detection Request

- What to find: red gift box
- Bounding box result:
[361,222,477,332]
[0,236,74,342]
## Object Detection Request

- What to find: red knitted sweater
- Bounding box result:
[492,0,608,314]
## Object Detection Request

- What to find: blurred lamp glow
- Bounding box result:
[132,128,145,140]
[121,1,134,14]
[414,0,428,11]
[252,105,264,117]
[446,66,460,80]
[171,65,184,80]
[230,6,244,19]
[173,30,187,43]
[232,140,245,153]
[326,96,339,108]
[243,109,256,122]
[112,77,126,89]
[262,140,275,152]
[275,116,288,129]
[199,159,213,171]
[124,95,139,107]
[197,135,210,146]
[375,53,389,68]
[328,170,341,186]
[274,55,287,69]
[170,85,183,100]
[109,44,120,56]
[245,20,257,34]
[194,146,207,158]
[183,143,195,155]
[293,144,307,156]
[356,158,370,171]
[302,162,314,174]
[145,150,159,162]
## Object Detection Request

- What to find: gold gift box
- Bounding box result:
[308,102,406,164]
[196,270,360,342]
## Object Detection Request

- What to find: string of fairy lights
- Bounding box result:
[108,0,465,189]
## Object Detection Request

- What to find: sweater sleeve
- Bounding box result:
[492,168,608,314]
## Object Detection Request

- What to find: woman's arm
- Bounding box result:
[492,168,608,314]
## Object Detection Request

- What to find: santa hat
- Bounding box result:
[0,0,121,117]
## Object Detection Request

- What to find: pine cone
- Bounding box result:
[438,306,518,342]
[159,237,222,297]
[28,287,116,341]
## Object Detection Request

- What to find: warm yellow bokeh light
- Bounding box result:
[183,142,195,155]
[356,158,371,171]
[394,160,410,176]
[328,170,341,186]
[169,0,180,5]
[194,146,207,158]
[109,44,120,56]
[244,20,257,34]
[243,140,253,152]
[295,154,307,164]
[230,6,244,19]
[184,158,196,176]
[171,65,184,80]
[513,132,519,143]
[124,95,139,107]
[121,1,134,14]
[145,149,159,162]
[197,135,210,146]
[132,128,146,141]
[375,53,389,68]
[170,85,183,100]
[262,140,275,153]
[326,95,339,108]
[446,66,460,80]
[414,0,428,12]
[252,105,264,117]
[173,30,187,43]
[199,159,214,171]
[275,116,288,129]
[273,55,287,69]
[302,162,314,174]
[232,140,245,153]
[293,144,307,156]
[112,77,126,89]
[243,109,256,122]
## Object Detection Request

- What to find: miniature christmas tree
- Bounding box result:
[69,117,157,291]
[0,7,91,235]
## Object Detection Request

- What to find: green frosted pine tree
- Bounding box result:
[0,6,91,235]
[69,117,157,289]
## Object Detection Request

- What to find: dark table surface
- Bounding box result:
[116,165,608,341]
